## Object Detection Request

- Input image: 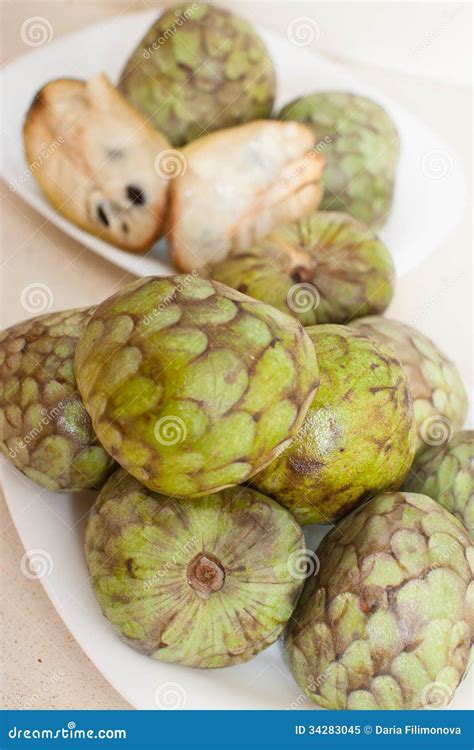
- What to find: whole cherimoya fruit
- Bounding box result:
[285,492,474,709]
[119,3,276,146]
[86,470,305,668]
[350,317,468,457]
[404,430,473,537]
[74,275,318,498]
[0,309,115,491]
[211,212,394,326]
[252,325,416,524]
[279,92,399,227]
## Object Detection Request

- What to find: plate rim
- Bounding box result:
[0,9,467,280]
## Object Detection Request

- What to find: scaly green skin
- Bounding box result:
[350,317,468,457]
[252,325,416,525]
[279,93,399,227]
[285,492,474,709]
[0,309,115,492]
[86,470,304,668]
[404,431,473,537]
[212,212,394,326]
[119,3,276,146]
[74,275,318,498]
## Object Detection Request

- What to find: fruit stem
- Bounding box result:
[187,553,225,599]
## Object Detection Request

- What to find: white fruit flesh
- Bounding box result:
[168,121,325,273]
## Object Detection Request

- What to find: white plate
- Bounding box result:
[0,10,466,278]
[3,460,473,711]
[1,11,471,710]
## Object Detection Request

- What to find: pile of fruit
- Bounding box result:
[3,3,472,710]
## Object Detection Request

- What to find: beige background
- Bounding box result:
[1,1,472,709]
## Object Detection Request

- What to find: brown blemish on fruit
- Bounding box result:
[288,455,325,475]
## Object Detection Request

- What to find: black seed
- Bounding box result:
[96,205,109,227]
[126,185,146,205]
[237,284,248,293]
[121,222,129,234]
[108,148,123,159]
[291,270,302,283]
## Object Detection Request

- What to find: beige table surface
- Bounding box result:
[1,1,472,710]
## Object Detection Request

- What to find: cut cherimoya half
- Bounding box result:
[168,120,325,274]
[23,74,171,254]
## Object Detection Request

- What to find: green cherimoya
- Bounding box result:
[0,308,115,491]
[279,92,399,227]
[404,430,473,537]
[285,492,474,709]
[86,470,305,667]
[252,325,416,524]
[211,212,394,326]
[350,317,468,457]
[74,275,318,498]
[119,3,276,146]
